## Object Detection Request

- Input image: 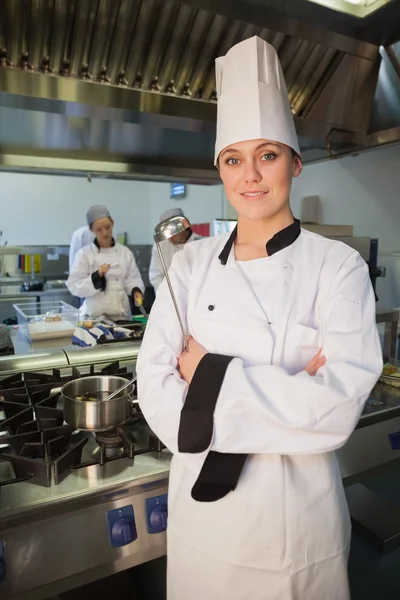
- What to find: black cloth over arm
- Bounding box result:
[178,353,248,503]
[91,271,106,291]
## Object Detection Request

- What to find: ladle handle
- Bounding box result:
[155,239,189,351]
[107,377,137,401]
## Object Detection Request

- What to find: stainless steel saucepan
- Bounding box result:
[62,375,137,432]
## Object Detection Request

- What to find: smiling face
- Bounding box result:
[219,139,302,222]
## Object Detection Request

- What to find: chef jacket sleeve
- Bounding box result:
[69,230,82,273]
[124,249,145,296]
[208,253,383,455]
[148,243,165,292]
[137,250,383,457]
[67,249,100,298]
[137,251,195,457]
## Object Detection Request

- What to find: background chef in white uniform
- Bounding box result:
[68,223,95,273]
[137,37,383,600]
[67,205,144,320]
[148,208,201,292]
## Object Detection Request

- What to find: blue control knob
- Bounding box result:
[111,518,135,546]
[106,506,137,548]
[145,494,168,534]
[149,505,168,531]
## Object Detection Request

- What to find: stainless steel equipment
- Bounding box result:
[1,0,399,177]
[0,360,170,599]
[375,309,399,364]
[45,280,68,289]
[0,340,142,376]
[153,215,190,350]
[62,375,137,432]
[0,472,169,600]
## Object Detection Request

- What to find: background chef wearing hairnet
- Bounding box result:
[137,36,382,600]
[67,205,144,320]
[68,222,94,274]
[148,208,202,292]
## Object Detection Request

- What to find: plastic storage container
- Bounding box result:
[13,300,78,341]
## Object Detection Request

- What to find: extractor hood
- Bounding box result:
[0,0,399,180]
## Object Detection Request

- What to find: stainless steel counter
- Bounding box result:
[0,451,170,600]
[0,450,171,522]
[337,383,400,480]
[10,329,75,356]
[376,308,400,363]
[0,285,71,299]
[0,339,141,375]
[359,382,400,428]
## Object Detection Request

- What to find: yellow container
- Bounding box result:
[24,255,42,273]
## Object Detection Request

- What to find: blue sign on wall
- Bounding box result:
[170,183,186,198]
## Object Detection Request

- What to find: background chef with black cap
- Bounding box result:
[148,208,202,292]
[67,204,144,320]
[137,37,382,600]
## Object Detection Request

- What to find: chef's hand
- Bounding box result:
[178,336,207,384]
[98,264,110,277]
[304,348,326,376]
[133,290,144,306]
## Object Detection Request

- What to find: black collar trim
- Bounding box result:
[94,237,116,250]
[218,219,301,265]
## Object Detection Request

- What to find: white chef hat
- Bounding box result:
[214,36,300,164]
[159,207,184,223]
[86,205,111,226]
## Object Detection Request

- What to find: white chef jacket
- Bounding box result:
[67,241,144,320]
[148,232,202,291]
[137,226,382,600]
[69,226,95,272]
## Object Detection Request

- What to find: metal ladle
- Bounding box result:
[153,215,191,351]
[106,376,137,401]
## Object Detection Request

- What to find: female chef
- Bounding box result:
[67,205,144,320]
[136,37,382,600]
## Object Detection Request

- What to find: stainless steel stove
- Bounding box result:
[0,361,170,600]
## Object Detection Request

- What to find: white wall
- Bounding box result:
[291,145,400,253]
[0,172,225,246]
[148,182,226,241]
[291,145,400,308]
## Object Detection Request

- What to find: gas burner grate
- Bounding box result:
[0,426,88,487]
[0,361,161,490]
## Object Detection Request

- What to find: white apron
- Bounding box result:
[67,242,144,320]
